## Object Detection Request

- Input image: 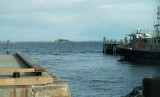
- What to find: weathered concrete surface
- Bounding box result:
[31,71,71,97]
[0,85,32,97]
[0,72,71,97]
[0,54,29,69]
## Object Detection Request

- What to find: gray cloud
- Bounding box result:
[0,0,159,41]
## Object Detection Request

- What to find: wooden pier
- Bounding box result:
[103,37,127,55]
[103,44,119,54]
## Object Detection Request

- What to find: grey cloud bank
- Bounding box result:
[0,0,159,41]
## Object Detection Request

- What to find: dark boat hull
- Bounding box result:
[119,48,160,61]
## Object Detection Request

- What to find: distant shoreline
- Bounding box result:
[0,41,102,43]
[0,41,70,43]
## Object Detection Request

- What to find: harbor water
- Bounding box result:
[0,42,160,97]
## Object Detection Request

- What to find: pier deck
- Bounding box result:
[0,52,71,97]
[0,53,53,86]
[0,54,34,73]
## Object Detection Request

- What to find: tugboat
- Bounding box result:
[117,6,160,61]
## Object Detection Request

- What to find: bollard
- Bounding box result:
[143,77,160,97]
[7,40,10,54]
[123,77,160,97]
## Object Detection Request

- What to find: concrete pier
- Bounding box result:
[0,73,71,97]
[0,52,71,97]
[31,72,71,97]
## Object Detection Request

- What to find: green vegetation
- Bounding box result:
[103,36,106,44]
[120,39,124,44]
[110,39,113,44]
[124,37,129,45]
[114,39,117,44]
[106,40,109,44]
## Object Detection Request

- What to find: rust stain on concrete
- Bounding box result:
[25,88,28,97]
[14,88,16,97]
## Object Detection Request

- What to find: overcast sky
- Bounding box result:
[0,0,159,41]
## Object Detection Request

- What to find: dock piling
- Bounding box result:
[113,47,117,55]
[7,40,10,54]
[103,37,106,53]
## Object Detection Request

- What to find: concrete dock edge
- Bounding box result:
[0,71,71,97]
[31,71,71,97]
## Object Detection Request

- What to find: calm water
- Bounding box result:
[1,42,160,97]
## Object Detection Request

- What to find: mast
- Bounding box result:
[156,6,160,34]
[154,6,160,36]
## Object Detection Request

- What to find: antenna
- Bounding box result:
[158,6,160,17]
[154,6,160,35]
[157,6,160,34]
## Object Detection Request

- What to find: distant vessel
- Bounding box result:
[117,6,160,61]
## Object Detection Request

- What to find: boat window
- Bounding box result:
[143,39,147,43]
[154,39,156,43]
[158,40,160,43]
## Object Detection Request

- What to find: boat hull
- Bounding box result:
[119,48,160,61]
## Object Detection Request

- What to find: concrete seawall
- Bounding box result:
[0,72,71,97]
[31,71,71,97]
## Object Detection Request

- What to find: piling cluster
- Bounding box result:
[103,36,130,45]
[103,36,130,54]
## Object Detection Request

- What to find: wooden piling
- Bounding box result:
[7,40,10,54]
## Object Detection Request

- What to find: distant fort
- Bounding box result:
[0,39,72,43]
[55,39,72,42]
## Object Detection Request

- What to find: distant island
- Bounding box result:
[55,39,72,42]
[0,39,72,43]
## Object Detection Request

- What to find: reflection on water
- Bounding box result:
[0,42,160,97]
